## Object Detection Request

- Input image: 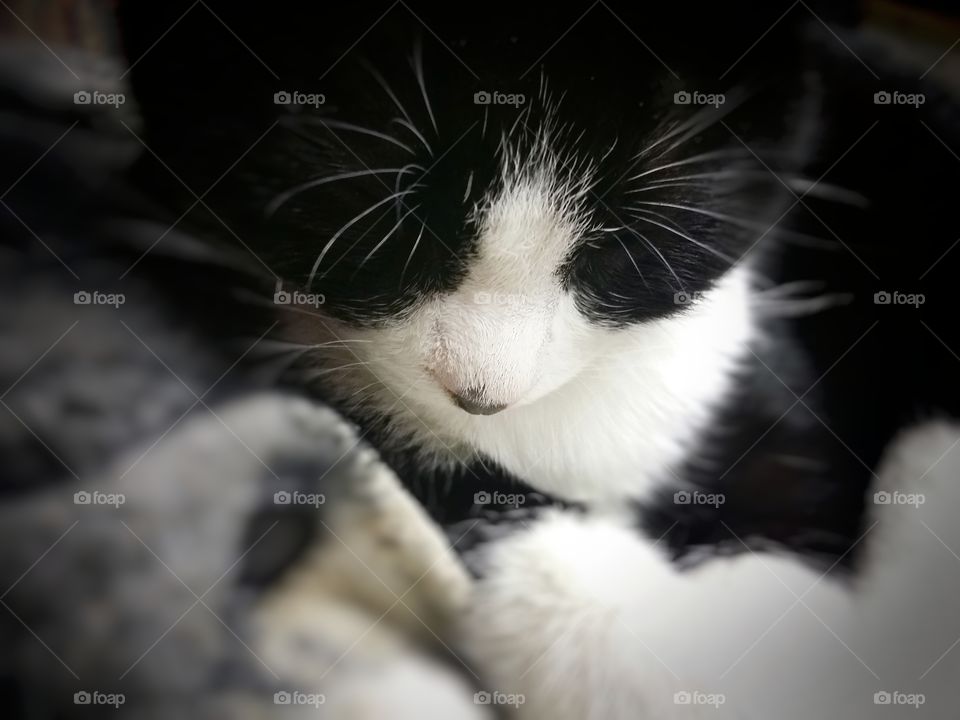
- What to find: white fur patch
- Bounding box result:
[462,420,960,719]
[329,262,753,503]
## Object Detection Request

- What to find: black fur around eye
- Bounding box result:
[566,228,724,325]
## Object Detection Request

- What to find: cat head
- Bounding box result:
[122,2,836,442]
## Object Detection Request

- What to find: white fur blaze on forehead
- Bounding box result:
[469,122,598,285]
[475,178,581,282]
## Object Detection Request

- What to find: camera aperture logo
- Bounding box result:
[874,690,925,708]
[474,691,525,708]
[74,290,125,308]
[273,690,325,708]
[74,490,125,508]
[74,690,125,708]
[274,287,325,308]
[274,90,325,108]
[474,90,526,108]
[674,90,725,108]
[874,490,925,508]
[674,489,725,508]
[274,490,325,508]
[873,90,925,108]
[73,90,125,108]
[674,690,726,707]
[674,290,705,305]
[474,490,527,507]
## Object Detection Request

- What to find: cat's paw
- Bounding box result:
[460,510,693,719]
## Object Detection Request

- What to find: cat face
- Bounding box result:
[259,47,810,423]
[122,3,825,465]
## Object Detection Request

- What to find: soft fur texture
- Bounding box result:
[5,2,960,719]
[464,420,960,719]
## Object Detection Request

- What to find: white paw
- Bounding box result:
[462,511,714,719]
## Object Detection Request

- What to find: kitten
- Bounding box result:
[118,1,960,716]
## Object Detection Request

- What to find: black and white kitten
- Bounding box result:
[119,1,960,716]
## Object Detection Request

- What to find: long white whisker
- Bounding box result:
[630,202,833,249]
[783,178,869,207]
[642,169,765,183]
[254,341,368,364]
[365,63,415,127]
[599,137,619,163]
[655,95,746,159]
[630,201,848,245]
[630,211,737,265]
[303,361,373,380]
[629,205,686,232]
[257,339,372,353]
[394,164,424,221]
[630,200,769,231]
[356,204,422,272]
[615,237,649,290]
[625,181,711,194]
[627,150,751,182]
[636,170,868,206]
[307,188,418,289]
[310,118,416,154]
[265,168,408,217]
[635,89,746,160]
[630,228,683,290]
[391,118,433,155]
[346,379,383,401]
[400,220,426,285]
[636,107,718,158]
[750,282,853,317]
[412,40,438,133]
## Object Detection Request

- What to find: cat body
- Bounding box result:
[113,2,960,716]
